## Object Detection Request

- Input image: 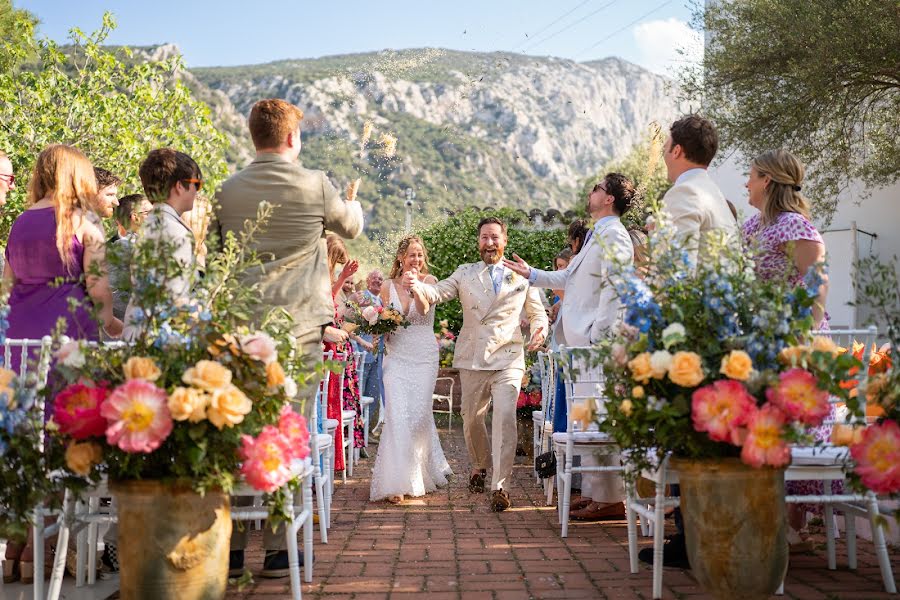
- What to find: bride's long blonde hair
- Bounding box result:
[389,235,430,279]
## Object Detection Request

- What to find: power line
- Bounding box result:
[574,0,673,58]
[521,0,621,54]
[510,0,594,51]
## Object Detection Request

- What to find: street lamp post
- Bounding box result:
[404,187,416,231]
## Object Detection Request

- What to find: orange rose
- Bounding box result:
[167,387,209,423]
[207,385,252,430]
[628,352,653,384]
[65,441,103,476]
[266,361,287,388]
[668,351,704,388]
[182,360,232,392]
[123,357,162,382]
[779,345,809,366]
[720,350,753,381]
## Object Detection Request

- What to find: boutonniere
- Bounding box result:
[504,272,515,285]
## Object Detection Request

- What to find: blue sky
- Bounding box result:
[17,0,701,74]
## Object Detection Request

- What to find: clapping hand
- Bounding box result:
[401,268,418,291]
[503,253,532,278]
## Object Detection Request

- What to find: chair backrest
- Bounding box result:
[3,337,55,451]
[811,326,878,426]
[556,345,606,434]
[536,352,550,414]
[353,351,367,391]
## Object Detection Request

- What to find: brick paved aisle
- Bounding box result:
[229,420,899,600]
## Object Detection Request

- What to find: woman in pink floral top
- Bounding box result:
[742,148,833,549]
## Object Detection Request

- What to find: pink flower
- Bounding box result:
[53,383,109,440]
[740,404,790,468]
[766,368,831,426]
[101,380,172,453]
[361,306,380,325]
[691,380,757,446]
[237,332,278,365]
[239,425,293,492]
[850,421,900,494]
[278,405,311,460]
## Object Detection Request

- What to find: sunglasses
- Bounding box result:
[592,182,607,193]
[0,174,14,185]
[181,178,203,191]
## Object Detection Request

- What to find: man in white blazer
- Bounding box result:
[504,173,636,520]
[660,114,738,264]
[405,217,548,512]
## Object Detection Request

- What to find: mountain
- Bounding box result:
[184,47,683,237]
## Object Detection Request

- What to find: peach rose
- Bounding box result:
[182,360,233,392]
[720,350,753,381]
[207,385,252,430]
[123,357,162,382]
[628,352,653,384]
[0,367,16,389]
[65,441,103,476]
[620,399,634,416]
[668,351,705,388]
[811,336,840,356]
[632,385,645,399]
[266,361,287,388]
[778,345,809,366]
[167,387,209,423]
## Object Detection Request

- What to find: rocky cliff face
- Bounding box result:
[188,49,683,233]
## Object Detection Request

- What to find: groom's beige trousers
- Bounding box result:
[459,367,524,491]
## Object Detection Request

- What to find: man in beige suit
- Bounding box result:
[660,114,738,265]
[216,98,364,362]
[216,99,363,577]
[405,217,548,512]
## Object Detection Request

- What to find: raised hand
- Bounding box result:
[401,270,417,291]
[503,253,532,278]
[342,259,360,280]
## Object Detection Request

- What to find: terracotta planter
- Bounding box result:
[111,480,232,600]
[671,457,788,600]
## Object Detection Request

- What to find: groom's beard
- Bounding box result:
[480,247,502,264]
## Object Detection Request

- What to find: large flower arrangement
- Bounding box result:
[592,222,862,481]
[42,204,316,521]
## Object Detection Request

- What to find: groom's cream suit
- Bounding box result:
[416,262,548,491]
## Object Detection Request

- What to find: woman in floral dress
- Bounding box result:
[742,148,833,549]
[323,235,365,473]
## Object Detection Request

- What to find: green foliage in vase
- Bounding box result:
[680,0,900,224]
[418,207,566,333]
[0,9,228,238]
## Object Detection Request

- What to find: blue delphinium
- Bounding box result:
[615,269,662,336]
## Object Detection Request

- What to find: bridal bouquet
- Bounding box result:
[591,221,863,482]
[343,300,410,337]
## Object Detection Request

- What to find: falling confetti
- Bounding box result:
[379,133,398,158]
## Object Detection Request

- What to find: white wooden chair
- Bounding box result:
[330,352,356,479]
[312,358,335,537]
[230,458,315,599]
[538,352,559,505]
[353,350,375,450]
[533,352,550,480]
[552,345,624,537]
[778,326,896,595]
[432,377,455,433]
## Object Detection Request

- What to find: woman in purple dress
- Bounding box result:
[742,148,831,550]
[1,144,122,584]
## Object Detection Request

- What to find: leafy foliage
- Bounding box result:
[680,0,900,224]
[0,10,228,237]
[418,207,565,333]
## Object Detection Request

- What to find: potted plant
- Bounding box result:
[592,223,861,600]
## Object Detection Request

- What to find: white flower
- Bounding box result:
[57,341,86,369]
[646,395,668,411]
[237,332,278,365]
[661,323,686,349]
[361,306,380,326]
[649,350,672,379]
[283,377,298,399]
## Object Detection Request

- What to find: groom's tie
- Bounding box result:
[488,265,500,294]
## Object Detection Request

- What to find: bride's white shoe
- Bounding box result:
[386,495,404,504]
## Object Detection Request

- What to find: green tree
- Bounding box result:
[681,0,900,222]
[578,129,671,231]
[0,11,228,236]
[418,208,565,333]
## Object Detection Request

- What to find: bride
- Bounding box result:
[369,235,453,503]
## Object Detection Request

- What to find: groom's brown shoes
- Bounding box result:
[468,470,487,493]
[490,489,511,512]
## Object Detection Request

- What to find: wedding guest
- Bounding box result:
[743,148,831,549]
[567,218,590,254]
[661,114,738,264]
[548,247,572,435]
[122,149,201,339]
[0,150,15,207]
[2,144,122,583]
[628,228,650,274]
[108,193,152,320]
[506,173,636,521]
[359,269,386,431]
[215,98,364,369]
[91,167,122,220]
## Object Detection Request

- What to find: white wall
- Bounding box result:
[710,153,900,331]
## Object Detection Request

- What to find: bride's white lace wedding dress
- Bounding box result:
[369,281,453,501]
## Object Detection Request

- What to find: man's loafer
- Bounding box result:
[260,549,303,579]
[468,469,487,493]
[490,489,511,512]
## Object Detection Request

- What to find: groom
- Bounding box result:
[404,216,548,512]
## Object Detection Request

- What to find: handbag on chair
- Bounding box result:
[534,451,556,479]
